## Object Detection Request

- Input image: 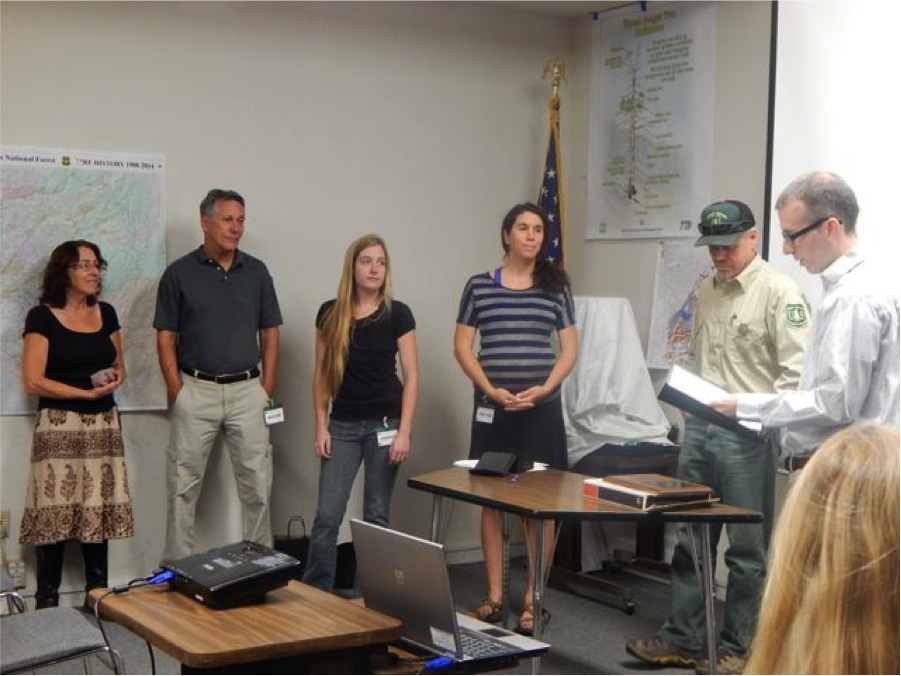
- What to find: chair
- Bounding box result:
[0,592,124,675]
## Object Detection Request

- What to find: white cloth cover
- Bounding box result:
[563,296,672,467]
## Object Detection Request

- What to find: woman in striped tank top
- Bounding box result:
[454,202,578,635]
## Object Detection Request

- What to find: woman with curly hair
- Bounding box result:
[19,239,134,608]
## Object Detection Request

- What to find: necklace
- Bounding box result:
[355,298,381,315]
[354,301,384,326]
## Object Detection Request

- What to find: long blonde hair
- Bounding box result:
[320,234,393,399]
[745,425,900,675]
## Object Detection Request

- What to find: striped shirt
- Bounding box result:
[456,272,576,393]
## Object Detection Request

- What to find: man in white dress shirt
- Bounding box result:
[715,171,900,469]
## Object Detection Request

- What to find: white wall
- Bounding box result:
[0,1,773,594]
[768,0,901,306]
[0,0,579,592]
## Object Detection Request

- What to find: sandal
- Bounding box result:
[472,597,504,624]
[515,604,551,636]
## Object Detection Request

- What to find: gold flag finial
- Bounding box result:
[542,58,566,100]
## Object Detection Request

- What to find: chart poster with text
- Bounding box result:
[587,2,715,240]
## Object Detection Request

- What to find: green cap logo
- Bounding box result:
[703,202,743,227]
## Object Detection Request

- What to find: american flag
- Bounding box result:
[538,105,565,269]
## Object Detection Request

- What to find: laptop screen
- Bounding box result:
[350,519,462,656]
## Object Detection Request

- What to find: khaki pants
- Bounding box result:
[164,375,272,561]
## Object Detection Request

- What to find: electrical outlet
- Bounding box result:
[0,509,10,539]
[7,560,26,589]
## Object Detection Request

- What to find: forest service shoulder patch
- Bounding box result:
[787,304,809,328]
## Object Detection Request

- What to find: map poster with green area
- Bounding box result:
[1,145,166,414]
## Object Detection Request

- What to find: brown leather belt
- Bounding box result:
[182,367,259,385]
[783,454,812,472]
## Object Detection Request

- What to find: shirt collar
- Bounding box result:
[193,245,243,268]
[820,248,863,291]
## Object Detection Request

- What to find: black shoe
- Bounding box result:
[625,636,700,667]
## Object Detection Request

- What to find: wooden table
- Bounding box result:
[408,467,762,674]
[88,580,402,673]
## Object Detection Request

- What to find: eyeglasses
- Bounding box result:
[71,261,107,271]
[782,215,835,243]
[697,220,753,236]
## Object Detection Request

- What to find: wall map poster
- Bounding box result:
[1,146,166,414]
[587,2,716,239]
[647,239,714,370]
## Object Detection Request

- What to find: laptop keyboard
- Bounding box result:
[458,627,519,659]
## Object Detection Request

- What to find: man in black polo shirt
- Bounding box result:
[154,189,282,561]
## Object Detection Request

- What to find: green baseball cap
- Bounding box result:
[695,200,756,246]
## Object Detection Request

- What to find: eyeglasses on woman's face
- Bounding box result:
[71,261,107,271]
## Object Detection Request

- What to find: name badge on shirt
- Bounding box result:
[264,401,285,426]
[476,406,495,424]
[377,425,398,447]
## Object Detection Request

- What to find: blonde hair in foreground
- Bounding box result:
[320,234,393,399]
[745,425,900,675]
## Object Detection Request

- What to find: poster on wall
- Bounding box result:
[646,239,714,369]
[1,145,167,414]
[587,2,716,239]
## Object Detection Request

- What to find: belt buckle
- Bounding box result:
[786,455,806,472]
[216,370,250,384]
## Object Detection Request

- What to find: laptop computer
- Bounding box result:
[350,519,550,664]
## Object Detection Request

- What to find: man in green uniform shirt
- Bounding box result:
[627,200,810,674]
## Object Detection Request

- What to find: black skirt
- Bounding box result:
[467,390,568,470]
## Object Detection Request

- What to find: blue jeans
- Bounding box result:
[658,418,777,656]
[302,418,399,591]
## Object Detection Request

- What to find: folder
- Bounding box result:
[656,365,761,440]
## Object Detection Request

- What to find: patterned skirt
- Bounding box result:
[19,407,135,544]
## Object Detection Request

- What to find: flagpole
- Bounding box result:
[540,58,566,269]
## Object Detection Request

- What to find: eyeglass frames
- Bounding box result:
[782,215,835,243]
[70,261,108,271]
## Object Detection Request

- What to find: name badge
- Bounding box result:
[264,402,285,426]
[476,406,495,424]
[377,426,398,447]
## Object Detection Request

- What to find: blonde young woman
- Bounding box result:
[454,203,578,634]
[302,234,419,591]
[745,424,900,674]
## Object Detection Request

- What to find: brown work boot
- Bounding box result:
[694,653,747,675]
[625,636,700,667]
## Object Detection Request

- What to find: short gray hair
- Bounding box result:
[775,172,859,235]
[200,189,244,217]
